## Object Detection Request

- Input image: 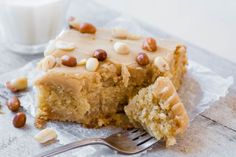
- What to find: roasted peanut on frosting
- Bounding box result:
[41,55,57,71]
[79,23,96,34]
[142,37,157,52]
[7,96,21,112]
[13,112,26,128]
[5,77,28,93]
[113,42,130,55]
[154,56,170,72]
[68,17,80,31]
[34,128,57,144]
[61,55,77,67]
[136,53,149,66]
[55,41,75,51]
[69,21,80,31]
[93,49,107,61]
[86,58,99,72]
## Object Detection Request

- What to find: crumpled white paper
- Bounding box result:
[0,59,233,157]
[0,17,234,156]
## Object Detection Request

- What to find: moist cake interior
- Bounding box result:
[125,77,189,146]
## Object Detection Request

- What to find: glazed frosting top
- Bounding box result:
[42,28,183,73]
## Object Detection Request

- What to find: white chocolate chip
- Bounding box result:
[154,57,170,72]
[113,42,130,55]
[10,77,28,91]
[55,41,75,51]
[44,40,56,56]
[112,27,128,39]
[34,128,57,144]
[77,58,87,66]
[41,55,57,71]
[86,58,99,72]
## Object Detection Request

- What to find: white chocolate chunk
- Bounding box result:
[55,41,75,51]
[41,55,57,71]
[10,77,28,91]
[112,27,128,39]
[154,57,170,72]
[77,58,87,66]
[86,58,99,72]
[44,40,56,56]
[34,128,57,144]
[113,42,130,55]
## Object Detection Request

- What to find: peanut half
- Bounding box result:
[6,77,28,92]
[34,128,57,144]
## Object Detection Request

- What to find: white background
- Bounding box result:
[95,0,236,63]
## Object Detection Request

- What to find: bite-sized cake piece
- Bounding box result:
[125,77,189,146]
[34,21,187,128]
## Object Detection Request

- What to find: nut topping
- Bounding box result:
[7,96,21,112]
[68,17,80,31]
[113,42,130,55]
[154,56,170,72]
[69,21,80,31]
[55,41,75,51]
[34,128,57,144]
[136,53,149,66]
[86,58,99,72]
[61,55,77,67]
[5,77,28,93]
[142,37,157,52]
[41,55,57,71]
[112,28,128,39]
[93,49,107,61]
[79,23,96,34]
[13,112,26,128]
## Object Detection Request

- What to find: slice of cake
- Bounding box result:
[125,77,189,146]
[34,21,187,128]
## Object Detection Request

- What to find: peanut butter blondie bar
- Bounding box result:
[35,22,187,129]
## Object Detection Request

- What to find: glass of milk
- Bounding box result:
[0,0,70,54]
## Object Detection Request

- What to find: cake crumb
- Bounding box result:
[121,65,130,87]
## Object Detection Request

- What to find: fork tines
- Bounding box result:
[126,129,157,147]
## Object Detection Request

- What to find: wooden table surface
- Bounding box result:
[0,1,235,157]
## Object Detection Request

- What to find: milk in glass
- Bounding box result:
[0,0,70,54]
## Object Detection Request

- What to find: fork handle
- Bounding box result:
[34,138,105,157]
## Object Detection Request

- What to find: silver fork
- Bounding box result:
[34,129,158,157]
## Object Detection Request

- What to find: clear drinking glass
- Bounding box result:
[0,0,70,54]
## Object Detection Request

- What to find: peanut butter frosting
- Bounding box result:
[41,28,185,74]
